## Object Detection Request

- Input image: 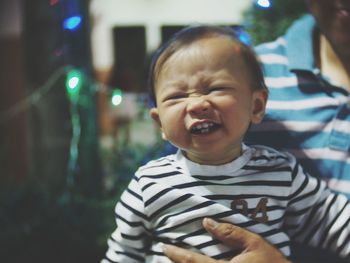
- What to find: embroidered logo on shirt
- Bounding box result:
[230,197,269,224]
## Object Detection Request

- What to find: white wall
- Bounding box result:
[90,0,253,70]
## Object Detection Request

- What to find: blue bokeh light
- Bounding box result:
[233,27,252,46]
[63,16,82,31]
[238,31,252,45]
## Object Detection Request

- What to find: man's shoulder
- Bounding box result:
[254,38,291,78]
[254,37,288,56]
[254,14,315,58]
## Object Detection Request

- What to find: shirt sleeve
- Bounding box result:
[284,160,350,259]
[101,176,150,263]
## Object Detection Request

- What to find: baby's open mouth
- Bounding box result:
[190,122,221,134]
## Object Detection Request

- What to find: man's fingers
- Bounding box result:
[202,218,259,249]
[163,221,289,263]
[163,244,217,263]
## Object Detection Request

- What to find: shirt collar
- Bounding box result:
[285,14,317,72]
[175,144,252,176]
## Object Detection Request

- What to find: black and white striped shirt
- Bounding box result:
[102,145,350,263]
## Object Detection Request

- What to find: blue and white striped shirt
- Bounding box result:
[102,145,350,262]
[246,15,350,199]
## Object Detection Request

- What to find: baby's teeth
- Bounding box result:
[192,122,216,132]
[194,122,213,130]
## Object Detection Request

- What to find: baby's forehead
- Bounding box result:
[166,36,243,60]
[154,34,247,84]
[157,37,251,83]
[183,35,242,53]
[165,36,245,67]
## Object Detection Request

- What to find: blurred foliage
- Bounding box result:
[100,137,174,191]
[243,0,308,45]
[0,182,116,262]
[0,138,171,262]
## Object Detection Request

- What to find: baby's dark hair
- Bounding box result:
[148,25,267,107]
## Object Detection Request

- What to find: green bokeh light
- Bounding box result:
[111,89,123,106]
[66,69,82,101]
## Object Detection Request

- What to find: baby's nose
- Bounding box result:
[187,96,210,114]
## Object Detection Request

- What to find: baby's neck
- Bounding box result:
[182,147,243,166]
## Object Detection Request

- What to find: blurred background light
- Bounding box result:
[111,89,123,106]
[63,15,82,31]
[255,0,271,8]
[50,0,59,6]
[234,27,252,45]
[66,69,82,100]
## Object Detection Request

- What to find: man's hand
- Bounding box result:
[163,218,291,263]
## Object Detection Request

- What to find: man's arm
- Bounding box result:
[163,218,291,263]
[279,158,350,259]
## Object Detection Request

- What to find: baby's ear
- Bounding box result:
[251,90,267,124]
[150,108,167,140]
[150,107,162,128]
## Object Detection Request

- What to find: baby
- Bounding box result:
[102,25,350,263]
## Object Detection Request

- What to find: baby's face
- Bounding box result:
[151,37,266,165]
